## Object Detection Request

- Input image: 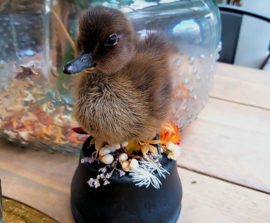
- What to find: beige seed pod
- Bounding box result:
[121,161,131,172]
[121,159,139,172]
[119,153,128,163]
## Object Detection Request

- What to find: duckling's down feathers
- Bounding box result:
[74,32,175,144]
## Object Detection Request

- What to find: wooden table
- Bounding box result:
[0,62,269,223]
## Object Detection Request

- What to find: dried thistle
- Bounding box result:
[81,157,97,164]
[98,166,107,173]
[129,155,169,189]
[116,169,126,177]
[86,156,119,188]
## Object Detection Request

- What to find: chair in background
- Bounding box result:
[218,4,270,69]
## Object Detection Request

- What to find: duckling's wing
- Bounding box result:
[124,33,176,122]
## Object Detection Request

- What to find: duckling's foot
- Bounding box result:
[90,138,106,152]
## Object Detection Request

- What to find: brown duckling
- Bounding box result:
[63,6,176,146]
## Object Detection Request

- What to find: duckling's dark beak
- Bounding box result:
[63,52,95,74]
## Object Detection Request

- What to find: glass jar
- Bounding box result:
[0,0,221,153]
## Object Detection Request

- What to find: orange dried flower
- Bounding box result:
[159,121,182,145]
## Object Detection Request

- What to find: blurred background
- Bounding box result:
[0,0,269,154]
[0,0,222,153]
[216,0,270,70]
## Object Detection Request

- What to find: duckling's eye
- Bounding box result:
[105,33,118,47]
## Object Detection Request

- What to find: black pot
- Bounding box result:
[71,137,182,223]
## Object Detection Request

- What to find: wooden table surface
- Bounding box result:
[0,62,270,223]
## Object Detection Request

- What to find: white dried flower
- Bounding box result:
[130,167,161,189]
[166,142,181,160]
[129,155,169,189]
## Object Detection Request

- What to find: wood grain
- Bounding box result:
[0,63,269,222]
[1,141,269,223]
[178,97,270,193]
[215,63,270,85]
[0,140,77,223]
[178,168,270,223]
[211,63,270,109]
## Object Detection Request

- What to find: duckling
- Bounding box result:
[63,6,176,146]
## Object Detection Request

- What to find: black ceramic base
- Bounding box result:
[71,200,181,223]
[71,137,182,223]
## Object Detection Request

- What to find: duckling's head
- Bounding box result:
[63,6,135,75]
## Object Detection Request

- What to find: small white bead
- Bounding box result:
[129,159,139,170]
[100,154,114,164]
[122,141,128,147]
[109,148,116,153]
[105,144,116,153]
[99,147,111,156]
[110,143,121,150]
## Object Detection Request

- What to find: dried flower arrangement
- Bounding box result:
[73,121,182,189]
